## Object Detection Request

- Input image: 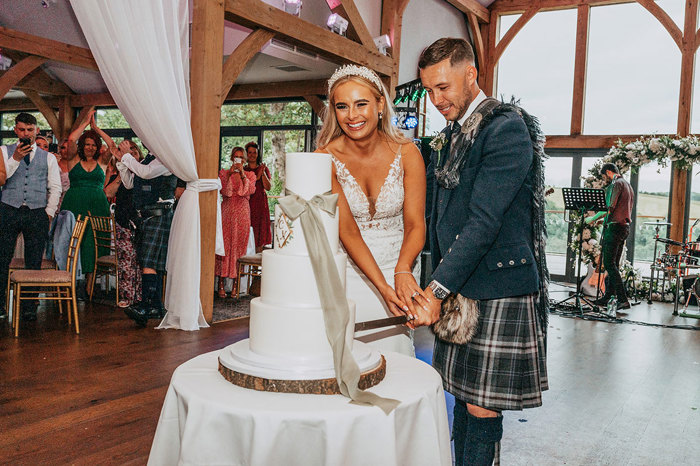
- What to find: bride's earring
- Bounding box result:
[378,112,383,120]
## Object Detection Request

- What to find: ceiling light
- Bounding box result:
[283,0,302,17]
[373,35,391,56]
[327,13,349,36]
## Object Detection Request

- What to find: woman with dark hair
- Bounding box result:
[244,141,272,252]
[61,117,111,292]
[216,146,256,297]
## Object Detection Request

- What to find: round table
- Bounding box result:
[148,350,452,465]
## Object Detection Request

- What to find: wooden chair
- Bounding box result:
[88,214,119,306]
[10,215,88,337]
[5,257,57,315]
[235,253,262,299]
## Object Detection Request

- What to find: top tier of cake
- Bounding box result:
[274,152,339,256]
[285,152,331,200]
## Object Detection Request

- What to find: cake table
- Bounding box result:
[148,350,451,466]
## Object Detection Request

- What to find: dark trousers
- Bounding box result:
[602,223,630,303]
[0,204,50,308]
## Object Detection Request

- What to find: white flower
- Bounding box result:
[632,157,640,164]
[429,132,447,151]
[673,140,682,147]
[649,138,661,153]
[588,239,598,246]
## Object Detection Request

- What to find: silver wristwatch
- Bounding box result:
[429,280,449,300]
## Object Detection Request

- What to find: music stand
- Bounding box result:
[555,187,608,314]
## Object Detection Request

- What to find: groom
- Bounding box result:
[413,38,549,465]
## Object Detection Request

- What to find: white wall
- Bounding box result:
[398,0,470,84]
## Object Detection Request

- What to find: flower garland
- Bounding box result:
[569,134,700,266]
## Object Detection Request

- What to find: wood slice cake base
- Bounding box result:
[219,355,386,395]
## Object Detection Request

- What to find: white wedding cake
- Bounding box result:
[218,152,383,381]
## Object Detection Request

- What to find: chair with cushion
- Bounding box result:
[10,215,88,337]
[235,253,263,299]
[88,214,119,306]
[6,257,57,314]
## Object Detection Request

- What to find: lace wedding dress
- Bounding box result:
[332,148,418,356]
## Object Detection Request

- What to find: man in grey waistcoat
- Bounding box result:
[413,38,549,465]
[0,113,62,320]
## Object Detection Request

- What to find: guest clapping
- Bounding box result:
[244,142,271,252]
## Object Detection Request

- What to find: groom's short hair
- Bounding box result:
[418,38,475,69]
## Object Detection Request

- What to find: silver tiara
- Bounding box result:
[327,64,383,95]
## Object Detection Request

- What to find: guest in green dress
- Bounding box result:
[61,129,111,290]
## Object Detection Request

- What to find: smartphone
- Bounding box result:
[233,157,244,165]
[19,137,31,147]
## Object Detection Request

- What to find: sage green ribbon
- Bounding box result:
[278,190,399,414]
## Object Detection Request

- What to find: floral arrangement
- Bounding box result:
[570,135,700,265]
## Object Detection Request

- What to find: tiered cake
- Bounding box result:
[218,152,384,392]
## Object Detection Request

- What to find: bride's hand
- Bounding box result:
[378,283,410,320]
[394,272,428,316]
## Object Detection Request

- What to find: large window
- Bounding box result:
[585,2,681,134]
[219,100,317,215]
[634,162,672,263]
[544,157,573,277]
[497,10,577,135]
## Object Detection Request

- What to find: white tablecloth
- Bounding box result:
[149,350,452,466]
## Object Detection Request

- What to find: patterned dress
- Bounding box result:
[60,162,110,273]
[245,165,272,249]
[332,147,418,357]
[216,169,256,278]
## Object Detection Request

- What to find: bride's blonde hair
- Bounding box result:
[316,69,409,149]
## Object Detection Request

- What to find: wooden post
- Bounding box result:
[191,0,225,322]
[570,4,589,136]
[669,0,698,243]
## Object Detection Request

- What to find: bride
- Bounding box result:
[316,65,426,356]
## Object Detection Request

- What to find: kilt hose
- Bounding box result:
[137,209,173,272]
[433,294,548,411]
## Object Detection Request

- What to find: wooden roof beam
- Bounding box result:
[0,26,98,71]
[0,55,47,100]
[446,0,490,23]
[490,0,636,14]
[2,50,74,96]
[23,89,60,136]
[224,0,393,76]
[326,0,377,49]
[220,29,274,105]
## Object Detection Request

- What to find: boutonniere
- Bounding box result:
[429,132,447,165]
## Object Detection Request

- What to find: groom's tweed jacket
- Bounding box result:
[427,110,539,300]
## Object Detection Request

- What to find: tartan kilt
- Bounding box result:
[433,294,548,411]
[137,210,173,272]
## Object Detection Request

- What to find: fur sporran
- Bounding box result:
[431,294,480,345]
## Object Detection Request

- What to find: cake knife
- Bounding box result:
[354,315,409,332]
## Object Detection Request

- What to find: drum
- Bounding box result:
[686,242,700,258]
[678,254,699,277]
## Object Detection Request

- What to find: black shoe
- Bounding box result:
[124,302,149,327]
[147,305,165,320]
[616,301,631,312]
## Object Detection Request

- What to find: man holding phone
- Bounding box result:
[0,113,62,320]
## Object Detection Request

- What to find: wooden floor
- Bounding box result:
[1,298,699,465]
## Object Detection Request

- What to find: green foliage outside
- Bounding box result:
[221,101,311,127]
[2,112,51,144]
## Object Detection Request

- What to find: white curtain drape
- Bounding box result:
[70,0,224,330]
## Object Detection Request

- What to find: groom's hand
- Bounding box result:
[411,287,442,327]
